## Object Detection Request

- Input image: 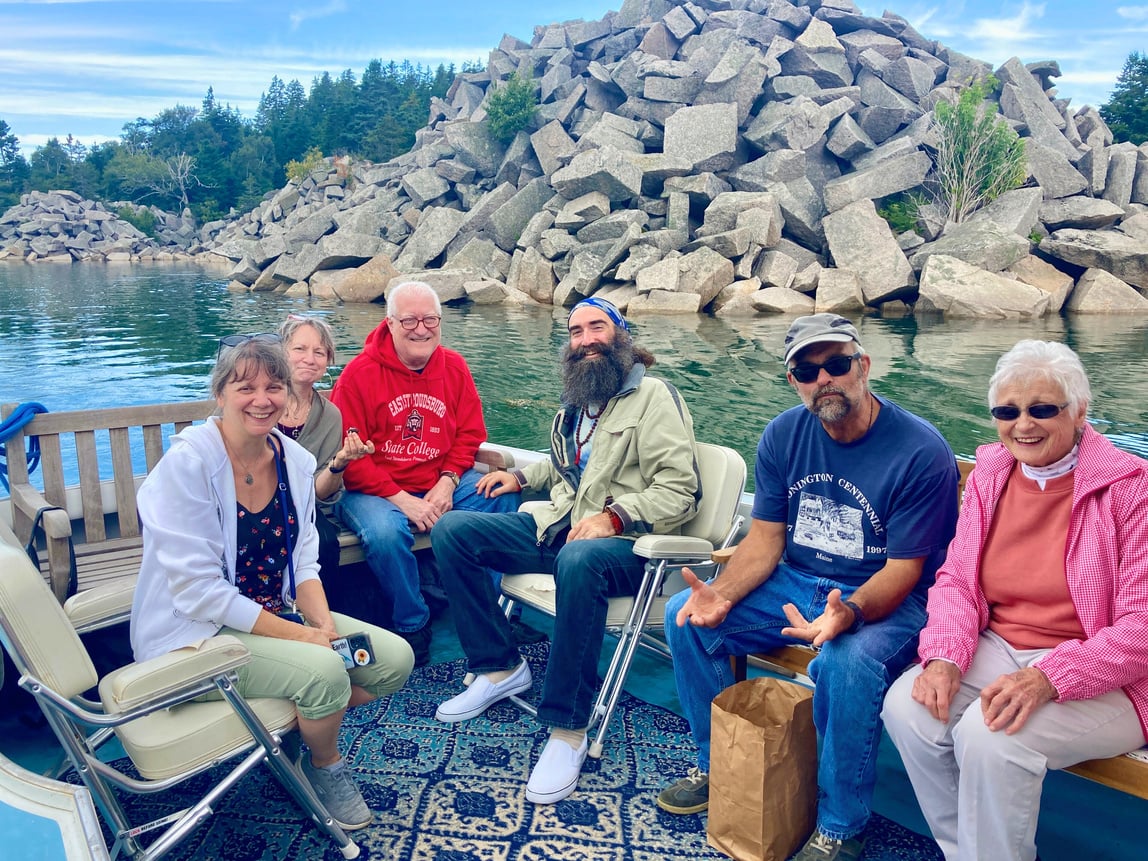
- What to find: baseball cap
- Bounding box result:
[782,314,861,364]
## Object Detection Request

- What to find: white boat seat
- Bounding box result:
[63,576,137,634]
[499,442,747,758]
[0,542,361,860]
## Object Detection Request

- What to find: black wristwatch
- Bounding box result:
[328,457,347,474]
[842,599,866,634]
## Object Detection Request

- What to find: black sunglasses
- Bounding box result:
[217,332,281,357]
[789,352,862,384]
[990,403,1069,421]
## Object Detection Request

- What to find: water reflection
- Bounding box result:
[2,264,1146,478]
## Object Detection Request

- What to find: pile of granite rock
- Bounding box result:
[9,0,1148,318]
[0,191,213,263]
[202,0,1147,317]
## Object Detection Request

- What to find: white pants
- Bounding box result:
[881,630,1144,861]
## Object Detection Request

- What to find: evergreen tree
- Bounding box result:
[1101,52,1148,145]
[17,54,468,218]
[0,119,30,209]
[29,137,72,187]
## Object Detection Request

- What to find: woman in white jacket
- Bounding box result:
[130,334,413,831]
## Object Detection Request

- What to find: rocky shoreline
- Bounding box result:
[3,0,1147,318]
[0,191,217,263]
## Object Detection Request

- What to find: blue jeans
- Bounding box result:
[431,510,646,730]
[663,562,927,841]
[336,469,519,633]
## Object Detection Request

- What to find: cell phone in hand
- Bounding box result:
[331,633,375,669]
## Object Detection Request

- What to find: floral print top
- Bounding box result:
[234,484,299,613]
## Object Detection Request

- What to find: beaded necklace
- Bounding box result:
[575,404,603,465]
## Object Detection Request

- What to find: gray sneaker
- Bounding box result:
[656,766,709,814]
[790,830,864,861]
[300,756,373,831]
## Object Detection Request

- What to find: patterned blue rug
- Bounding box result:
[94,641,942,860]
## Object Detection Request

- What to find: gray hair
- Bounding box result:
[387,281,441,317]
[278,314,336,364]
[211,338,293,399]
[987,340,1091,414]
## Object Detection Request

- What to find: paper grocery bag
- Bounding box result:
[706,677,817,861]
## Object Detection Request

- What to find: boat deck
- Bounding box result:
[2,600,1144,861]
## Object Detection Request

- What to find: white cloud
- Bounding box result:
[289,0,347,30]
[1116,6,1148,19]
[967,1,1046,43]
[3,89,206,122]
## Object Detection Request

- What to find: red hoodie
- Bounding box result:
[331,320,487,499]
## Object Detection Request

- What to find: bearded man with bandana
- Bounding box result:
[430,297,701,805]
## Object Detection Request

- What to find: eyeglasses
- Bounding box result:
[789,352,862,384]
[216,332,281,357]
[990,403,1069,421]
[393,315,441,331]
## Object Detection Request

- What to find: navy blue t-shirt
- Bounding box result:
[753,395,958,596]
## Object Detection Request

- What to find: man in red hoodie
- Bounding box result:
[332,281,518,665]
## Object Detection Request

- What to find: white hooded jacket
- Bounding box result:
[130,418,321,662]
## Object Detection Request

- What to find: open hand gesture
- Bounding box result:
[781,588,854,647]
[675,567,732,628]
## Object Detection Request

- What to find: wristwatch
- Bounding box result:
[842,599,866,634]
[328,457,347,474]
[440,470,461,488]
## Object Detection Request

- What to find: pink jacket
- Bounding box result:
[918,425,1148,739]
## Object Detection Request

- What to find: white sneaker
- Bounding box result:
[525,735,588,804]
[435,661,532,722]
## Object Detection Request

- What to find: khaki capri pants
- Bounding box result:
[220,612,414,720]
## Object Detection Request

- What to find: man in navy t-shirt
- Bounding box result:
[658,313,958,861]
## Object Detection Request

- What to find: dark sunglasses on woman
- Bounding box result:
[989,403,1069,421]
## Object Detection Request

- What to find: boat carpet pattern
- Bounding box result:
[78,641,943,861]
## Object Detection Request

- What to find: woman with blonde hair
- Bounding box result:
[276,314,373,586]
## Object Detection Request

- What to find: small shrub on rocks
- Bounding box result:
[929,77,1027,223]
[116,205,158,238]
[285,147,326,184]
[485,74,537,145]
[877,193,926,235]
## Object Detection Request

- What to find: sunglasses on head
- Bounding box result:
[789,352,862,384]
[217,332,281,357]
[989,403,1069,421]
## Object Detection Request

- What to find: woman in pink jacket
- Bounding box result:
[882,340,1148,861]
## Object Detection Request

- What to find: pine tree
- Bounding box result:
[0,119,30,208]
[1101,52,1148,144]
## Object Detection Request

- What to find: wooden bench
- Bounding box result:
[3,400,217,601]
[1,400,513,603]
[728,458,1148,801]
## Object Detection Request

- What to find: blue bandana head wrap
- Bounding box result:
[568,297,630,332]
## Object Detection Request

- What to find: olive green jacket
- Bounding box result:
[513,365,701,545]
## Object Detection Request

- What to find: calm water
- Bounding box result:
[2,263,1147,485]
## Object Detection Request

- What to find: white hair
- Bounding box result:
[988,340,1091,413]
[387,281,441,317]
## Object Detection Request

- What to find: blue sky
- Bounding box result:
[1,1,1144,157]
